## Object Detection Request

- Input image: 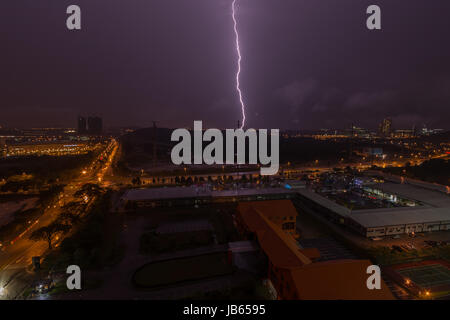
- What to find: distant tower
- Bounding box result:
[77,116,87,134]
[87,116,103,135]
[152,121,158,167]
[349,123,354,160]
[421,123,428,136]
[379,118,392,137]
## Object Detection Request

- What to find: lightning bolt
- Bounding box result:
[232,0,246,129]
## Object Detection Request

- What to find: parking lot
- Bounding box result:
[371,231,450,251]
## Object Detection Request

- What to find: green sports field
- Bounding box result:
[133,252,233,288]
[397,264,450,289]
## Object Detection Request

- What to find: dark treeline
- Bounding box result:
[383,158,450,185]
[0,153,96,185]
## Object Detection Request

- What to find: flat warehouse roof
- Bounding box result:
[296,189,351,217]
[295,182,450,229]
[122,186,293,201]
[211,188,294,198]
[368,182,450,208]
[350,207,450,228]
[123,187,211,201]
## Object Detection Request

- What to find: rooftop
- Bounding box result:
[123,186,210,201]
[296,188,351,217]
[237,201,312,268]
[122,186,294,201]
[350,207,450,228]
[298,181,450,229]
[237,200,299,220]
[290,259,394,300]
[237,200,394,299]
[369,182,450,208]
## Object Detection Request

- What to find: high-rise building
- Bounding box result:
[77,116,87,134]
[378,118,392,137]
[87,116,103,135]
[349,125,371,138]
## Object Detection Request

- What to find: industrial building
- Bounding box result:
[121,187,296,209]
[122,174,450,239]
[296,179,450,238]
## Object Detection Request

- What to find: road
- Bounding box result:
[0,138,118,299]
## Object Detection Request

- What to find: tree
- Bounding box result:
[57,212,82,226]
[62,201,83,215]
[74,183,103,200]
[132,176,142,185]
[30,222,71,249]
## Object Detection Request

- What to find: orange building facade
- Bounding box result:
[236,200,394,300]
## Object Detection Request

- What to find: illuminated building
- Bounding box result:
[349,125,371,138]
[420,125,444,136]
[393,129,414,138]
[296,177,450,238]
[4,141,98,157]
[362,147,383,157]
[379,118,392,137]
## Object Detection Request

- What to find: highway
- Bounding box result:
[0,139,118,299]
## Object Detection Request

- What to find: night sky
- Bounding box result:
[1,0,450,130]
